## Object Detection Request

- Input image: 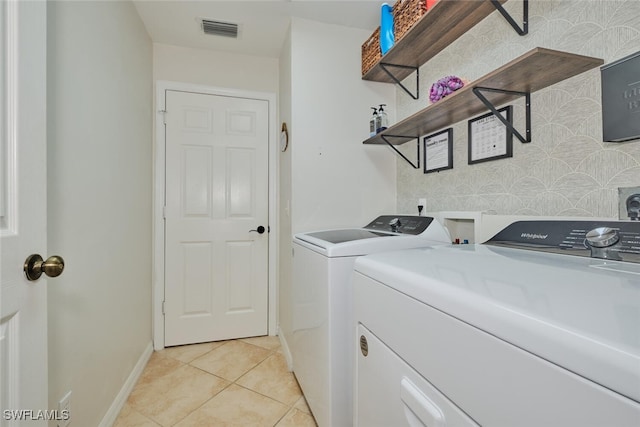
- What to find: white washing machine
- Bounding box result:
[353,220,640,426]
[291,215,451,427]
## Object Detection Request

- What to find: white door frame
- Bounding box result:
[1,0,48,413]
[153,81,278,350]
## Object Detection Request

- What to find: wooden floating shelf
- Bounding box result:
[363,48,604,146]
[362,0,508,83]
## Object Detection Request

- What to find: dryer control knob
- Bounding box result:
[389,217,401,228]
[586,227,619,248]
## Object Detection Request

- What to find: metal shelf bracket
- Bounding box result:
[379,63,419,99]
[490,0,528,36]
[380,134,420,169]
[472,86,532,143]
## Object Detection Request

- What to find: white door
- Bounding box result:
[164,90,269,346]
[0,0,49,423]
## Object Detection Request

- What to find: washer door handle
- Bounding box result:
[400,378,445,427]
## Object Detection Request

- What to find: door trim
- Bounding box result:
[153,81,278,350]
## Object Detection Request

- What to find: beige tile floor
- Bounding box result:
[114,336,317,427]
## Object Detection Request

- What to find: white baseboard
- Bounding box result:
[98,341,153,427]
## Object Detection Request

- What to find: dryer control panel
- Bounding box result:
[486,220,640,263]
[364,216,434,235]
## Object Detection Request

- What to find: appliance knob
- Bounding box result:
[389,217,401,228]
[585,227,619,248]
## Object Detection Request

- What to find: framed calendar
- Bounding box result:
[468,106,513,164]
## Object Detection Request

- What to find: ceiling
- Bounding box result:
[133,0,385,58]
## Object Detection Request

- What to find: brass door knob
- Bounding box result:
[23,254,65,281]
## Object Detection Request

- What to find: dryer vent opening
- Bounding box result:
[201,19,238,38]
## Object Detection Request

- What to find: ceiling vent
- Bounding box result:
[201,19,238,38]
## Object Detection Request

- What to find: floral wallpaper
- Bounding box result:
[396,0,640,218]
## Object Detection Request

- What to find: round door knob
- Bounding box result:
[23,254,65,281]
[585,227,619,248]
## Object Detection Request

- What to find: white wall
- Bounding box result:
[47,1,153,425]
[290,18,397,233]
[278,18,397,357]
[396,0,640,217]
[154,43,279,93]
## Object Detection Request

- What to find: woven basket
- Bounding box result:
[393,0,427,42]
[361,27,381,76]
[361,0,430,76]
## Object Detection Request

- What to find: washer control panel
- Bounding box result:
[364,215,434,235]
[486,220,640,263]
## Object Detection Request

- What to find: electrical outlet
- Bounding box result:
[58,391,71,427]
[417,198,426,216]
[618,186,640,220]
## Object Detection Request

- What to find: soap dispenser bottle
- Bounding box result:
[369,107,378,137]
[377,104,388,133]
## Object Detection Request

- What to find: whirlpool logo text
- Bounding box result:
[520,233,549,240]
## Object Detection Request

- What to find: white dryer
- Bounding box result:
[354,220,640,426]
[291,215,450,427]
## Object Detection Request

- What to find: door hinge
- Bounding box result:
[162,301,166,315]
[162,206,167,219]
[159,109,167,125]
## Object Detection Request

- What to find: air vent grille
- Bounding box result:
[202,19,238,38]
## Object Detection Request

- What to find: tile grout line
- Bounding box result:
[188,345,297,408]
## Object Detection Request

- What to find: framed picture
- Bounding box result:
[468,105,513,164]
[423,128,453,174]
